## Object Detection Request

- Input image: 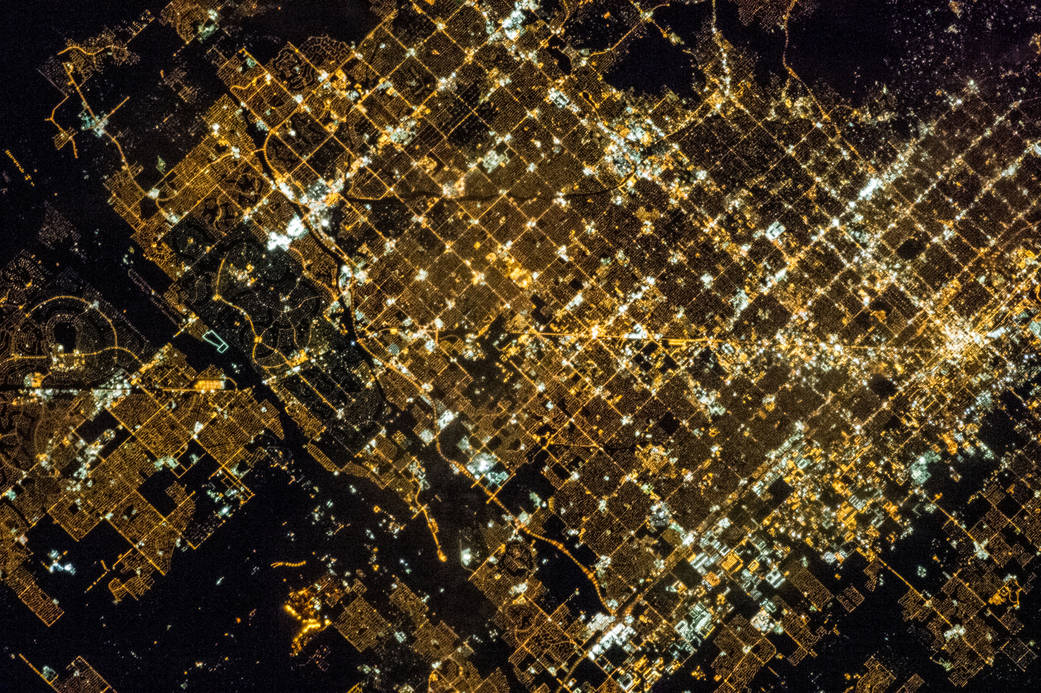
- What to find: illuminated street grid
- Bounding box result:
[0,250,284,625]
[5,0,1041,690]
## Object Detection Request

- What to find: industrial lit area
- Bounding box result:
[2,0,1040,690]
